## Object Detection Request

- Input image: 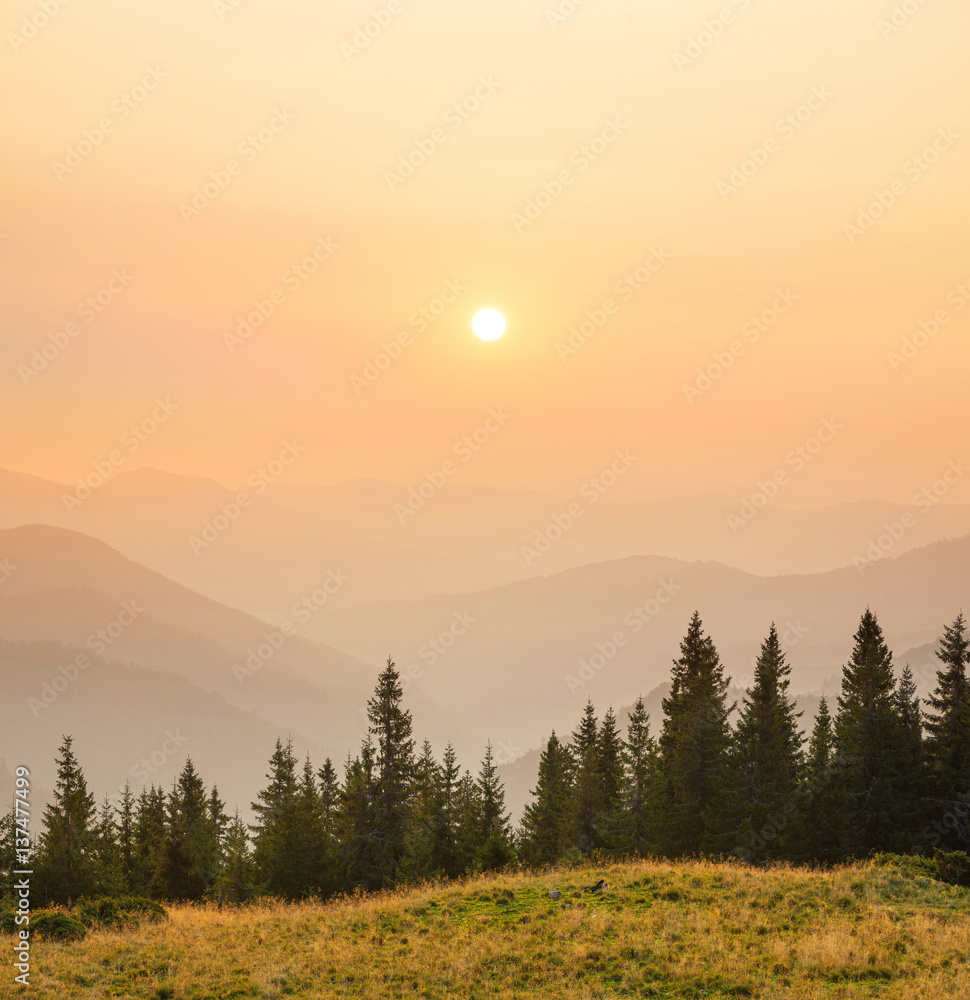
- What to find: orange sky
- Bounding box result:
[3,0,969,505]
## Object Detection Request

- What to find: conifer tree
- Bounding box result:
[893,665,925,852]
[91,795,125,896]
[519,731,573,866]
[117,783,137,892]
[658,612,735,855]
[401,741,445,881]
[924,613,970,849]
[132,785,166,898]
[800,698,840,862]
[723,624,804,861]
[453,769,483,873]
[570,700,601,853]
[38,735,97,903]
[605,698,658,856]
[251,738,299,896]
[209,811,259,904]
[338,740,379,890]
[317,758,340,837]
[834,609,911,856]
[473,743,515,871]
[208,786,229,852]
[162,759,219,900]
[364,658,415,887]
[596,708,626,827]
[290,756,327,897]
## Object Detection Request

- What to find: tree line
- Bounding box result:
[4,608,969,905]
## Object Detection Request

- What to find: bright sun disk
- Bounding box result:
[473,309,505,341]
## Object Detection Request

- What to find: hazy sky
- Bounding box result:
[3,0,969,505]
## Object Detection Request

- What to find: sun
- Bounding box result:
[472,309,505,341]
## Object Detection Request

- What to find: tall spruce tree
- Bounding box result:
[364,658,415,887]
[91,795,125,896]
[834,609,912,856]
[606,698,659,856]
[893,665,925,852]
[658,612,735,855]
[251,739,299,897]
[162,759,219,900]
[474,743,515,871]
[289,756,327,897]
[338,740,379,890]
[519,732,573,866]
[924,613,970,850]
[38,735,97,903]
[132,785,166,897]
[210,811,259,904]
[800,698,840,862]
[570,700,601,853]
[596,708,626,833]
[117,783,137,892]
[723,624,804,861]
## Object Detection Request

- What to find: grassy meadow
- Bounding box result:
[7,858,970,1000]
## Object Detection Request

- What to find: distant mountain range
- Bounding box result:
[0,525,485,816]
[2,466,969,625]
[311,536,970,756]
[1,465,966,821]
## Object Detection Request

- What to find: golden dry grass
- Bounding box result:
[6,858,970,999]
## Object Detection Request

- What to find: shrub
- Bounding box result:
[73,896,168,930]
[30,910,86,942]
[0,908,18,934]
[933,850,970,887]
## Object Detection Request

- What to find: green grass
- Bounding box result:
[4,857,970,999]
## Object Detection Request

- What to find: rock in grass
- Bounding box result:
[547,891,561,899]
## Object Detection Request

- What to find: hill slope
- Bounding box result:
[16,857,970,999]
